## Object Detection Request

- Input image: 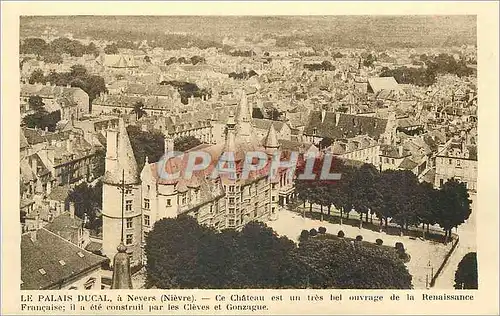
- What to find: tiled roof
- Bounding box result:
[21,228,107,290]
[252,118,285,133]
[44,212,83,244]
[398,157,419,170]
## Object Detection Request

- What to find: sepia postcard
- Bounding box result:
[1,1,499,315]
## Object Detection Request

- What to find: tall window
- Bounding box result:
[144,198,150,209]
[228,219,235,227]
[126,218,133,229]
[125,200,133,211]
[144,215,150,227]
[125,234,133,245]
[166,199,171,207]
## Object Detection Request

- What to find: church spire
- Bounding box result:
[236,89,251,123]
[263,123,279,154]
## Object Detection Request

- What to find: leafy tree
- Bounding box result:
[27,96,45,112]
[296,238,412,289]
[350,164,379,228]
[132,101,147,120]
[20,38,48,56]
[434,179,472,243]
[66,181,102,228]
[91,148,106,179]
[454,252,478,289]
[174,135,203,152]
[28,69,45,84]
[414,181,439,239]
[389,170,420,235]
[104,43,119,54]
[126,125,165,168]
[144,55,152,63]
[22,110,61,132]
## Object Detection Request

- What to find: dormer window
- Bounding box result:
[77,252,85,258]
[313,128,317,135]
[38,268,46,275]
[59,260,66,266]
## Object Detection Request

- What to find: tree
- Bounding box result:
[66,181,102,228]
[454,252,478,289]
[91,148,106,179]
[296,238,412,289]
[28,69,45,84]
[174,135,202,152]
[350,164,379,229]
[144,55,152,63]
[126,125,165,168]
[22,109,61,132]
[104,43,119,54]
[414,182,439,239]
[390,170,421,235]
[28,96,45,112]
[132,101,147,120]
[434,179,472,243]
[20,38,48,57]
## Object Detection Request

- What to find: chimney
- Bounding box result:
[164,135,174,153]
[30,230,37,242]
[30,156,38,174]
[69,202,75,219]
[398,145,404,157]
[335,112,341,126]
[66,138,73,153]
[321,109,327,123]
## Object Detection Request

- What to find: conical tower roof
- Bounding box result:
[236,89,251,123]
[263,123,279,149]
[104,118,139,185]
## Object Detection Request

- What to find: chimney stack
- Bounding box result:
[30,230,37,242]
[321,109,327,123]
[398,145,404,157]
[69,202,75,219]
[164,135,174,153]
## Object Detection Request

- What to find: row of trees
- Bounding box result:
[228,69,258,80]
[29,65,107,105]
[164,56,206,66]
[303,61,335,71]
[20,37,99,63]
[145,216,412,289]
[380,53,474,87]
[159,80,211,104]
[294,157,472,243]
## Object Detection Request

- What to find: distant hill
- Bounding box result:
[20,15,476,49]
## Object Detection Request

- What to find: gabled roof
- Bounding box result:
[21,228,106,290]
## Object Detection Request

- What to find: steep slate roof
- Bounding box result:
[398,157,419,170]
[304,111,388,140]
[21,228,106,290]
[103,118,139,185]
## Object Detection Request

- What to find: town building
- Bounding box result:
[21,228,106,290]
[434,139,477,192]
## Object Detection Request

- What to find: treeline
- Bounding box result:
[145,216,412,289]
[303,60,335,71]
[20,37,99,64]
[164,56,206,66]
[294,157,472,243]
[380,53,474,87]
[228,69,258,80]
[159,80,211,104]
[29,65,107,104]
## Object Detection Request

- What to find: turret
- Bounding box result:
[110,243,133,289]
